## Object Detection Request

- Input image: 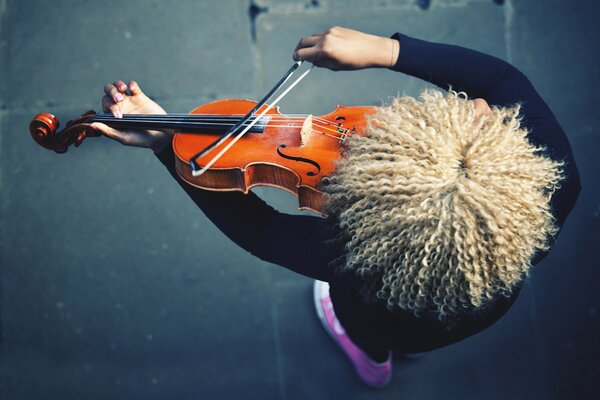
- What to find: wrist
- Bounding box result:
[367,36,399,68]
[151,131,173,154]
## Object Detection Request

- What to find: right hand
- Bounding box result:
[91,80,171,153]
[293,26,399,71]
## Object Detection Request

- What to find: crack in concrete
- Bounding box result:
[247,1,265,99]
[249,0,269,43]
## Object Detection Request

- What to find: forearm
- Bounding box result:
[390,32,518,104]
[362,34,400,69]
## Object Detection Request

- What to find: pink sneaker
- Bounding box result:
[313,280,392,388]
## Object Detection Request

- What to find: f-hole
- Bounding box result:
[276,144,321,176]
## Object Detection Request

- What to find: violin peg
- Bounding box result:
[74,132,86,147]
[29,111,98,153]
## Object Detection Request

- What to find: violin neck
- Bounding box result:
[90,113,269,134]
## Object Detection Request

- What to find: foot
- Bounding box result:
[313,280,392,388]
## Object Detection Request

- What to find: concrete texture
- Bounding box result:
[0,0,598,399]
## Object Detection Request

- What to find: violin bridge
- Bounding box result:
[300,114,314,147]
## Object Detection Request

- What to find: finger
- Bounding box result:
[90,122,128,144]
[101,95,122,118]
[104,83,123,103]
[295,35,321,51]
[115,80,128,93]
[294,46,322,63]
[128,81,143,96]
[101,95,112,113]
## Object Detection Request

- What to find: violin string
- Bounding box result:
[93,118,356,141]
[94,113,357,136]
[92,116,358,140]
[94,113,341,127]
[93,113,362,144]
[97,112,323,118]
[93,110,358,134]
[93,116,340,129]
[94,113,344,129]
[92,116,349,138]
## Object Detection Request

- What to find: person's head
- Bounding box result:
[323,88,564,322]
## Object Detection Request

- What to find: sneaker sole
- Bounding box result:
[313,280,393,388]
[313,280,340,346]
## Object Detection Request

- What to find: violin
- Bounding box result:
[29,99,375,215]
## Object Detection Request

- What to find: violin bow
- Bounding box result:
[189,61,313,177]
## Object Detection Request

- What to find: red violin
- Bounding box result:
[29,98,375,214]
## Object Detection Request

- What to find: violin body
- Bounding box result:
[174,99,375,214]
[30,99,376,215]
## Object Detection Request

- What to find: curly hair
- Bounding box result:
[322,88,564,323]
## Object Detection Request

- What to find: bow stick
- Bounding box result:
[190,61,313,177]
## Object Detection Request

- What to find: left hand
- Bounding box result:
[91,80,172,153]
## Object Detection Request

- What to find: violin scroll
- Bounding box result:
[29,110,100,153]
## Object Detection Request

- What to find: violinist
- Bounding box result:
[90,27,581,388]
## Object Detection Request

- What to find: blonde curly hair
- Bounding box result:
[322,88,564,323]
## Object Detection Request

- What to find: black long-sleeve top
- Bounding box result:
[156,32,582,351]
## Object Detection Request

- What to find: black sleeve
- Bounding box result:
[391,33,581,261]
[155,146,336,282]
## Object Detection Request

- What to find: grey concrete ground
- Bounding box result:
[0,0,598,399]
